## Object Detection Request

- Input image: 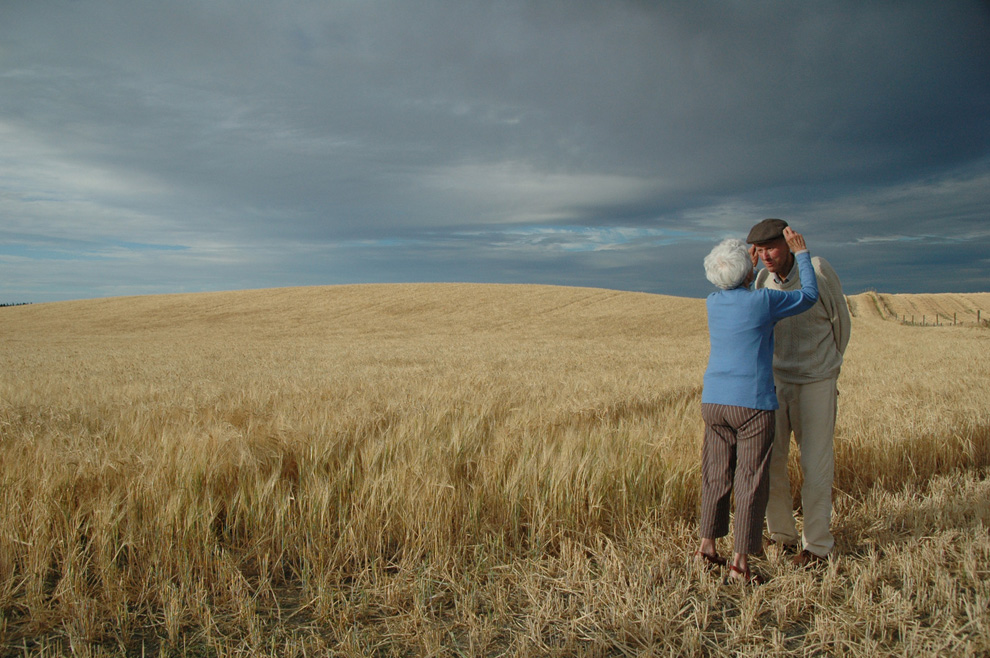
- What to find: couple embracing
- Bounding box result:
[694,218,851,585]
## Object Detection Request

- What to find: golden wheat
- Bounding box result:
[0,284,987,656]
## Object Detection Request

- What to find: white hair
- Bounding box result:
[704,238,752,290]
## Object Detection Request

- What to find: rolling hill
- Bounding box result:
[7,284,988,337]
[846,290,990,325]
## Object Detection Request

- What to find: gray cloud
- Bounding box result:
[1,0,988,302]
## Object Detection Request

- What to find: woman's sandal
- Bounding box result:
[694,551,728,571]
[726,563,766,586]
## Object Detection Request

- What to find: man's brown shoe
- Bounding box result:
[792,549,829,568]
[763,536,799,555]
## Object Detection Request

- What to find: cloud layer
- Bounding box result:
[2,1,988,302]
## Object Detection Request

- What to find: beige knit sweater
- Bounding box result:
[755,256,851,384]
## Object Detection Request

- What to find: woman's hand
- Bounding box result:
[783,226,807,253]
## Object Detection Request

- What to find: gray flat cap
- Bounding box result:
[746,218,789,244]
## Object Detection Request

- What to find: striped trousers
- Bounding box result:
[699,403,776,555]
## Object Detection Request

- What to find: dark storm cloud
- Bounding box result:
[1,0,988,302]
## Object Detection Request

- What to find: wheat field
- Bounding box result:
[1,283,988,657]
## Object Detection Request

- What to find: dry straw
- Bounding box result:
[1,284,987,656]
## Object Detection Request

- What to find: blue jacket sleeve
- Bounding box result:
[767,251,819,320]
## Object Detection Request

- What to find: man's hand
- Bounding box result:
[783,226,807,253]
[748,244,759,268]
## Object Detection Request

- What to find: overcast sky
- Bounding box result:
[2,1,989,303]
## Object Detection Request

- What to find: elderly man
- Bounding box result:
[747,218,851,567]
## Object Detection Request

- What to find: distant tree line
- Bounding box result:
[0,302,31,308]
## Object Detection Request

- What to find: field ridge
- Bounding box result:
[6,283,989,335]
[847,290,990,325]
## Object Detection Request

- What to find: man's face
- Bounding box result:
[754,237,791,274]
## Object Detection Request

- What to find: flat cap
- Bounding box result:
[746,218,789,244]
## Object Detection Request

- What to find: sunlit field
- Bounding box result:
[1,284,988,657]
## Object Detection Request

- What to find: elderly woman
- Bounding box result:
[696,227,818,584]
